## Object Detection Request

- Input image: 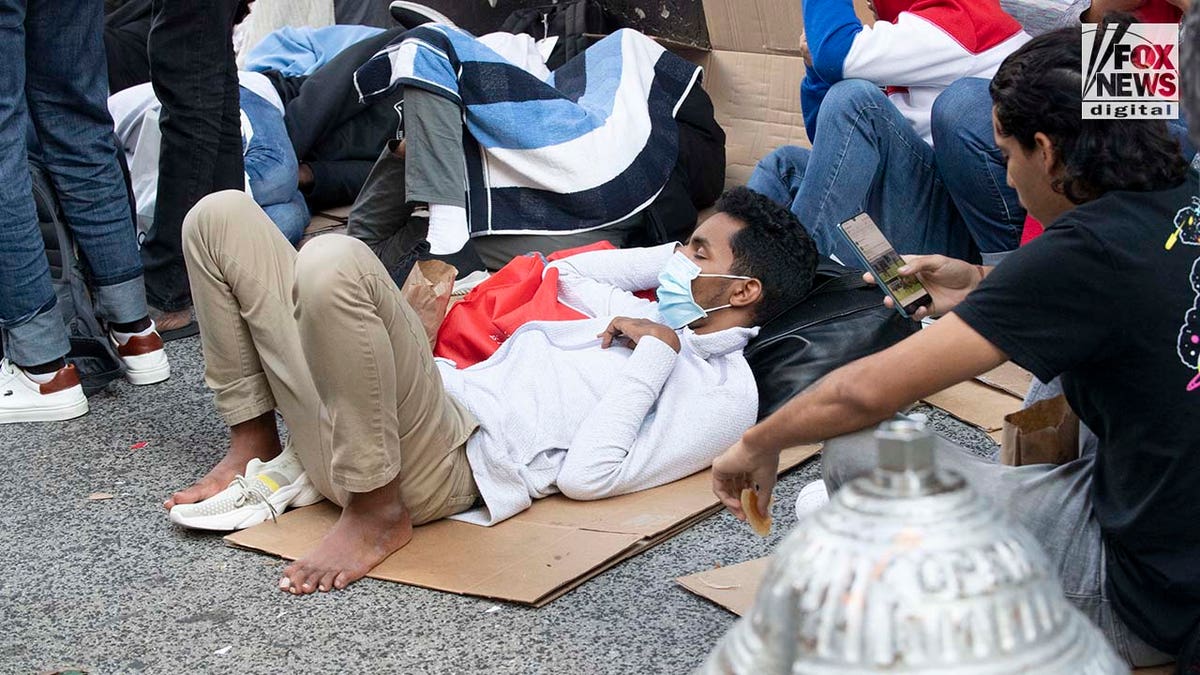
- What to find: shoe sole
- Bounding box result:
[168,477,321,532]
[0,397,89,424]
[389,1,455,27]
[159,320,199,342]
[125,361,171,386]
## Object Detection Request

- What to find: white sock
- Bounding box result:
[426,204,469,255]
[112,321,156,346]
[24,368,58,384]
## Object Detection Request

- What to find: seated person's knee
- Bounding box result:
[820,427,879,490]
[931,77,990,146]
[183,190,258,248]
[821,79,888,115]
[294,234,375,305]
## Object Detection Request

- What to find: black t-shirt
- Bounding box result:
[954,171,1200,653]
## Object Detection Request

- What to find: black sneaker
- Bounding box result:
[389,1,457,29]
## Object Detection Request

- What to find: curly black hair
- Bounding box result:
[989,20,1189,204]
[715,187,818,325]
[1185,3,1200,149]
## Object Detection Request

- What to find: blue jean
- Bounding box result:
[931,78,1026,265]
[0,0,146,366]
[931,78,1199,265]
[240,87,308,245]
[748,80,976,268]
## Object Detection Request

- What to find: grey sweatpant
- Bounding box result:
[822,426,1172,667]
[347,87,642,273]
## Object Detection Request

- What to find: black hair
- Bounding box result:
[989,20,1188,204]
[716,187,818,325]
[1185,3,1200,148]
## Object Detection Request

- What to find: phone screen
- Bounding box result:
[839,213,931,314]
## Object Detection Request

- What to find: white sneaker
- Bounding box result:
[794,480,830,521]
[0,359,89,424]
[110,322,170,385]
[169,455,324,531]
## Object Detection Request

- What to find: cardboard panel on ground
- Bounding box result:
[977,361,1034,399]
[919,363,1033,444]
[226,444,821,607]
[677,558,1174,674]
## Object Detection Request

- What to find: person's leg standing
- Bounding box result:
[0,0,89,423]
[0,0,70,371]
[143,0,244,325]
[793,79,976,267]
[25,0,155,337]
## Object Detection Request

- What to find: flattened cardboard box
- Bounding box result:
[227,444,821,607]
[691,0,876,186]
[677,558,1174,674]
[677,556,772,617]
[919,362,1033,442]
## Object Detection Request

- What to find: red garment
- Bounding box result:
[1020,214,1044,245]
[872,0,1024,54]
[434,241,618,368]
[1134,0,1183,23]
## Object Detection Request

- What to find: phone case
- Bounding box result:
[835,221,914,319]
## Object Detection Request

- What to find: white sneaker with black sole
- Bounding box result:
[0,359,89,424]
[169,452,323,531]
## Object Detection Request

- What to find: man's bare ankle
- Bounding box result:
[229,412,282,459]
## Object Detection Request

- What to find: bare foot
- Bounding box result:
[278,474,412,594]
[164,411,282,509]
[154,307,193,333]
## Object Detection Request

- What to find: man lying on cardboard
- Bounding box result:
[164,186,817,594]
[713,25,1200,668]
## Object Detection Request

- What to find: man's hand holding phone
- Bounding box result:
[864,254,987,320]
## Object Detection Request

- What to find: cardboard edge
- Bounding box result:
[676,556,773,616]
[224,446,821,608]
[531,446,820,606]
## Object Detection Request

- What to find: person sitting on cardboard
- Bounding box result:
[712,25,1199,668]
[165,185,817,594]
[748,0,1029,267]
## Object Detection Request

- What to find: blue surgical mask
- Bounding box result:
[656,251,752,329]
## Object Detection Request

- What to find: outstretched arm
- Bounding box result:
[713,313,1007,520]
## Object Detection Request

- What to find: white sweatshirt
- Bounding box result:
[441,243,760,526]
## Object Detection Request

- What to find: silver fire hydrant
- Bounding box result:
[701,419,1126,674]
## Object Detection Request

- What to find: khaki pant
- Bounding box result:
[181,190,480,525]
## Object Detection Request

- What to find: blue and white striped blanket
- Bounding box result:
[354,25,701,236]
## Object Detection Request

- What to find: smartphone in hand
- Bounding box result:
[837,213,933,318]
